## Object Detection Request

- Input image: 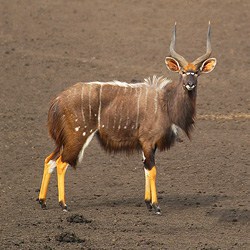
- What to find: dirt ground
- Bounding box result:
[0,0,249,249]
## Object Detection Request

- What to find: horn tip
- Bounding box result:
[173,22,177,33]
[208,21,211,32]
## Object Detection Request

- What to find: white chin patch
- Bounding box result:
[185,85,195,91]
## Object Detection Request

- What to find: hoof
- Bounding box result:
[145,200,153,212]
[145,200,161,214]
[59,201,68,212]
[152,203,161,215]
[38,198,47,210]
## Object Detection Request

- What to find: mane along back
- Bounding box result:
[144,76,172,89]
[87,75,171,90]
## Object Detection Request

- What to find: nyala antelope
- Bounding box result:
[38,23,216,214]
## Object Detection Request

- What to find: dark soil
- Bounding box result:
[0,1,249,249]
[55,231,85,244]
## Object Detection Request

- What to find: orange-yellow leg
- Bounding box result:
[144,166,161,214]
[144,168,151,204]
[38,153,56,209]
[56,156,68,211]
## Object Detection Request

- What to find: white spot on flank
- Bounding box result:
[75,118,78,122]
[48,160,56,174]
[78,130,97,163]
[124,126,127,129]
[75,126,80,132]
[102,125,105,128]
[83,132,86,136]
[90,129,93,133]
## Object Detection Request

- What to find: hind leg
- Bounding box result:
[57,130,97,211]
[38,152,68,211]
[56,156,68,211]
[38,153,57,209]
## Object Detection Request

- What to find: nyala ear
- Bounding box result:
[165,57,181,72]
[200,58,217,73]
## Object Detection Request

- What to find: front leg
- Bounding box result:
[143,149,161,215]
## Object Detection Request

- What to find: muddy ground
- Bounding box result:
[0,0,249,249]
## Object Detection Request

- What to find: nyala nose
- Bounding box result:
[187,81,194,86]
[185,80,196,91]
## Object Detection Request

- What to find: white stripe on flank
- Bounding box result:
[125,108,130,127]
[78,130,97,164]
[154,90,158,114]
[113,110,117,129]
[141,87,148,123]
[118,117,122,130]
[81,85,85,123]
[98,85,103,129]
[136,86,142,129]
[88,84,92,119]
[145,87,148,109]
[106,114,110,129]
